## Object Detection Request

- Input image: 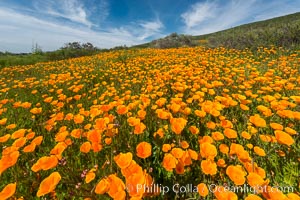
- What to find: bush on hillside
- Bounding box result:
[150,33,198,49]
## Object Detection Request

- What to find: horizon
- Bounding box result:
[0,0,300,53]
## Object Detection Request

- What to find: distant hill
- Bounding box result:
[133,12,300,50]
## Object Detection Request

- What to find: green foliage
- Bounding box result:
[0,42,102,68]
[150,33,198,49]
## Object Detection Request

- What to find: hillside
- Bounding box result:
[133,12,300,50]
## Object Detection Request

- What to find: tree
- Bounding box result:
[32,43,43,54]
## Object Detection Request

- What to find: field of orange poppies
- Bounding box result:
[0,46,299,199]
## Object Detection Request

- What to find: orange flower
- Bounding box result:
[217,159,227,168]
[180,141,189,149]
[254,146,266,156]
[25,131,35,139]
[170,117,187,134]
[188,149,198,160]
[170,103,181,113]
[31,155,58,172]
[87,129,102,144]
[249,114,266,128]
[30,107,42,114]
[0,183,16,200]
[127,117,140,126]
[247,172,267,187]
[171,148,184,159]
[156,109,170,119]
[270,122,283,130]
[213,186,238,200]
[194,110,206,117]
[284,127,297,135]
[116,105,128,115]
[105,137,112,145]
[64,113,74,121]
[0,134,10,143]
[162,153,178,171]
[23,143,37,153]
[179,151,192,166]
[224,128,237,139]
[134,122,146,134]
[199,135,214,144]
[175,160,185,174]
[11,129,26,139]
[37,172,61,197]
[189,126,199,134]
[245,194,263,200]
[32,136,43,145]
[212,131,224,141]
[201,159,217,175]
[240,104,249,111]
[200,142,217,160]
[206,121,216,130]
[70,129,82,138]
[0,150,20,175]
[114,152,133,169]
[156,98,167,107]
[74,114,84,124]
[197,183,208,197]
[219,144,229,154]
[220,120,233,129]
[275,130,294,146]
[55,131,69,142]
[91,142,102,152]
[50,142,67,159]
[85,168,96,183]
[96,174,126,199]
[162,144,171,152]
[286,193,300,200]
[80,142,91,153]
[136,141,152,159]
[44,96,53,103]
[125,170,146,197]
[95,178,109,194]
[241,131,251,139]
[262,186,287,200]
[137,109,146,120]
[121,160,143,178]
[6,124,16,130]
[226,165,246,185]
[0,118,7,125]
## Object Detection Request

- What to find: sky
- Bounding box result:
[0,0,299,53]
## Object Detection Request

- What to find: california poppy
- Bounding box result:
[114,152,133,169]
[37,172,61,197]
[0,183,16,200]
[226,165,246,185]
[136,142,152,159]
[170,117,187,134]
[162,153,178,171]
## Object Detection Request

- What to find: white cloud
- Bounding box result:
[180,0,300,36]
[138,19,164,40]
[33,0,96,27]
[181,1,217,28]
[253,0,300,21]
[0,7,164,53]
[0,8,130,52]
[181,0,258,35]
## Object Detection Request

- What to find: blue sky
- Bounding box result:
[0,0,299,53]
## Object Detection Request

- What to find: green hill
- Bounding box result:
[133,12,300,50]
